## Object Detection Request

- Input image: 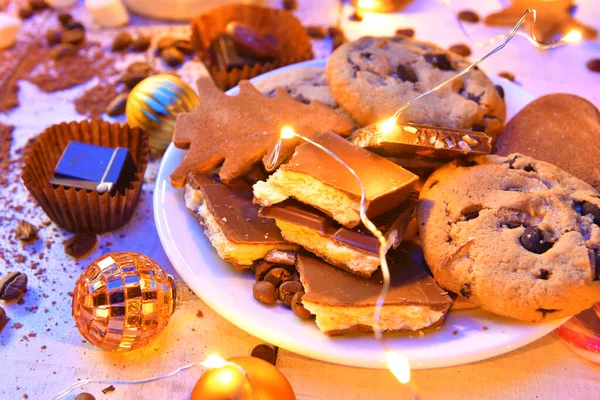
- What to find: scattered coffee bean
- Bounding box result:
[459,282,471,299]
[19,6,34,19]
[127,61,153,76]
[46,29,62,46]
[329,27,346,50]
[112,32,132,51]
[264,250,296,266]
[0,307,7,332]
[498,71,516,82]
[495,85,505,99]
[157,37,177,51]
[395,28,415,38]
[278,280,304,306]
[162,47,185,67]
[449,43,471,57]
[66,21,85,31]
[74,393,96,400]
[520,226,553,254]
[51,43,76,59]
[29,0,49,10]
[291,292,311,319]
[251,343,278,365]
[254,261,277,282]
[587,58,600,73]
[105,93,128,116]
[131,36,151,52]
[122,71,147,90]
[305,25,327,39]
[61,29,85,46]
[174,39,194,55]
[0,272,28,301]
[349,11,363,22]
[15,221,38,243]
[424,53,453,70]
[458,10,480,23]
[253,281,278,305]
[57,12,73,27]
[263,267,292,287]
[282,0,297,11]
[64,233,97,259]
[396,64,418,83]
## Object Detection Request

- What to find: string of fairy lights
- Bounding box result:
[53,1,588,398]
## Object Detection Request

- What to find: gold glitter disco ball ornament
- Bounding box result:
[72,252,189,351]
[126,74,200,156]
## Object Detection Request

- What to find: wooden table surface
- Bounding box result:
[1,1,599,399]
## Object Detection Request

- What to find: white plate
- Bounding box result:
[154,59,567,369]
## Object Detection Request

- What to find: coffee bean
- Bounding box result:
[253,281,278,305]
[67,21,85,31]
[122,71,147,90]
[15,221,38,243]
[174,40,194,55]
[74,394,96,400]
[50,43,76,59]
[499,71,516,82]
[126,61,153,76]
[282,0,297,11]
[305,25,327,39]
[131,36,151,52]
[588,58,600,73]
[19,6,34,19]
[349,11,363,22]
[162,47,185,67]
[0,307,7,333]
[291,292,311,319]
[520,226,553,254]
[112,32,132,51]
[264,267,292,287]
[495,85,505,99]
[254,261,278,282]
[29,0,48,10]
[395,28,415,38]
[251,344,278,365]
[157,37,177,51]
[449,43,471,57]
[424,53,453,70]
[64,233,97,259]
[278,280,304,306]
[0,272,28,301]
[459,283,471,299]
[57,13,73,27]
[105,93,128,116]
[458,10,480,23]
[61,29,85,46]
[396,64,418,83]
[46,29,62,46]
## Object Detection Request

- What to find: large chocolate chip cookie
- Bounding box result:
[417,153,600,322]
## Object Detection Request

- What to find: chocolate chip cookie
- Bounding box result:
[417,154,600,322]
[326,36,506,142]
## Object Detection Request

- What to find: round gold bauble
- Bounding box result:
[126,74,200,155]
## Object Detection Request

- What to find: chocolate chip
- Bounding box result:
[593,250,600,280]
[458,10,480,23]
[264,267,292,287]
[461,205,481,221]
[536,308,558,319]
[349,11,363,22]
[46,29,62,46]
[424,53,453,70]
[74,394,96,400]
[19,6,34,19]
[537,269,550,280]
[282,0,297,11]
[586,58,600,73]
[131,36,151,52]
[520,226,553,254]
[0,307,7,333]
[495,85,505,99]
[161,47,185,67]
[61,29,85,46]
[471,124,485,132]
[278,281,304,306]
[0,272,28,301]
[105,93,128,117]
[112,32,132,51]
[291,292,312,319]
[467,92,483,104]
[499,71,516,82]
[174,39,194,55]
[64,233,97,259]
[66,21,85,31]
[57,13,73,27]
[523,164,535,173]
[253,281,278,305]
[455,158,478,167]
[459,283,471,299]
[503,221,522,229]
[395,28,415,37]
[51,43,76,59]
[449,44,471,57]
[428,180,439,189]
[251,343,278,365]
[579,201,600,224]
[15,221,38,243]
[397,64,418,83]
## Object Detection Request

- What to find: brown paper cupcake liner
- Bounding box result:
[22,120,149,233]
[191,4,314,90]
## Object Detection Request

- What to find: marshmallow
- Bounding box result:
[46,0,77,8]
[84,0,129,28]
[0,13,21,50]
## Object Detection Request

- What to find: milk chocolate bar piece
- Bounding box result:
[259,193,416,277]
[208,33,258,71]
[296,244,453,336]
[351,122,492,161]
[184,172,297,268]
[253,131,419,228]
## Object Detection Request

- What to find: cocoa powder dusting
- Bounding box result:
[74,82,120,118]
[0,123,14,170]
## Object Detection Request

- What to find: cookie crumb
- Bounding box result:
[102,385,116,394]
[482,326,489,331]
[452,330,458,336]
[196,310,204,318]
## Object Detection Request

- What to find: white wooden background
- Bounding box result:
[0,1,599,399]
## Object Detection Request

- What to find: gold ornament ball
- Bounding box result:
[72,252,176,351]
[126,74,200,156]
[190,356,296,400]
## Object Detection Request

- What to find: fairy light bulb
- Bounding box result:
[280,125,296,139]
[563,29,583,43]
[379,117,397,136]
[385,351,411,384]
[358,0,377,10]
[201,354,229,369]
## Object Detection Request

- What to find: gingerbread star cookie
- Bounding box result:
[485,0,597,42]
[169,78,354,188]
